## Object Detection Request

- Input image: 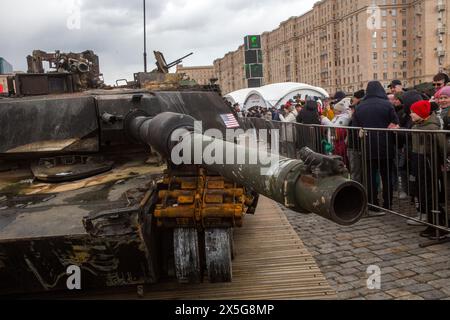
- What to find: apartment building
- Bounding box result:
[213,45,247,94]
[175,64,216,85]
[214,0,450,94]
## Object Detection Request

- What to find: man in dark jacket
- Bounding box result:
[296,100,321,152]
[347,90,366,183]
[353,81,399,213]
[297,100,321,125]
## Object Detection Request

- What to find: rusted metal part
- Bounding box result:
[154,168,248,229]
[26,50,104,91]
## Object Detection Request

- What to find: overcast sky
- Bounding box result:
[1,0,316,84]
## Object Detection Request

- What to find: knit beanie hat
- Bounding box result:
[410,100,431,119]
[333,97,352,113]
[435,86,450,98]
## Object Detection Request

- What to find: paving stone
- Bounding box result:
[394,278,419,287]
[403,283,436,294]
[417,290,448,300]
[365,292,393,300]
[381,267,399,274]
[336,283,355,292]
[381,281,402,291]
[380,274,397,283]
[393,263,417,270]
[353,248,371,254]
[396,295,425,300]
[337,256,358,263]
[318,248,336,254]
[341,261,362,269]
[390,270,417,279]
[386,289,412,298]
[412,274,439,283]
[339,268,360,276]
[427,279,450,289]
[337,291,362,300]
[360,257,383,265]
[336,275,360,284]
[283,205,450,300]
[433,270,450,278]
[367,244,389,251]
[352,242,372,248]
[418,253,438,259]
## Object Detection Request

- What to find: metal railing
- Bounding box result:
[241,117,450,239]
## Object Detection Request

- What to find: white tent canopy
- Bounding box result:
[224,88,254,106]
[228,82,329,110]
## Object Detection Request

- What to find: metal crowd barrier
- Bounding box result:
[240,117,450,242]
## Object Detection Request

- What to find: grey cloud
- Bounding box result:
[0,0,316,84]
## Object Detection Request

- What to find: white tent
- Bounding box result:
[229,82,329,110]
[224,88,254,107]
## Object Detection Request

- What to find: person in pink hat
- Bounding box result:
[435,86,450,130]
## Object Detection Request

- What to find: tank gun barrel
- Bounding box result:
[167,52,194,69]
[126,112,367,226]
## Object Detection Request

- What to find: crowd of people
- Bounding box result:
[234,72,450,241]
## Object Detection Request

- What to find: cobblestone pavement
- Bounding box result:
[283,208,450,300]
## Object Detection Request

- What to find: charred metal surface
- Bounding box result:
[14,73,76,96]
[173,228,201,284]
[31,156,114,183]
[83,206,141,238]
[27,50,104,91]
[205,228,232,283]
[96,93,162,147]
[0,168,163,295]
[299,147,347,177]
[0,88,237,157]
[0,232,155,294]
[0,96,99,155]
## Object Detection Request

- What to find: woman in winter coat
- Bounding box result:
[321,98,352,165]
[409,100,448,240]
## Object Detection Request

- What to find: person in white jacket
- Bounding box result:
[280,105,298,123]
[320,98,352,163]
[321,97,352,127]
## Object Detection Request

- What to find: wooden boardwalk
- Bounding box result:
[84,197,336,300]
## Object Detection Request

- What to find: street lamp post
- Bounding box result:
[143,0,148,73]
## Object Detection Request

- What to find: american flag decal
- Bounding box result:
[220,114,240,129]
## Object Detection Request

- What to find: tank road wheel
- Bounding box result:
[205,228,233,283]
[173,228,201,284]
[230,229,236,261]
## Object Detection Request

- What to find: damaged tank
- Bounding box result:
[0,51,367,295]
